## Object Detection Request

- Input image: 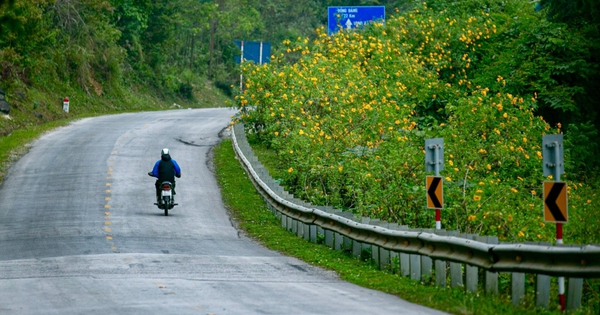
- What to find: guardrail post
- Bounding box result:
[309,224,317,243]
[421,229,433,281]
[361,218,372,260]
[281,213,287,229]
[566,278,583,310]
[333,211,348,251]
[479,235,498,295]
[535,242,551,309]
[511,272,525,306]
[340,212,355,251]
[369,219,381,267]
[434,230,448,287]
[410,253,421,281]
[321,206,334,248]
[465,234,478,293]
[291,215,298,234]
[399,225,411,277]
[379,222,391,270]
[287,215,293,232]
[389,223,400,274]
[303,222,310,241]
[353,217,368,258]
[297,221,303,238]
[296,201,311,238]
[448,231,463,288]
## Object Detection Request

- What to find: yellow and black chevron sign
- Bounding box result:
[543,181,568,223]
[426,176,443,209]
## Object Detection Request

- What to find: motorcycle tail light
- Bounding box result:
[162,185,171,190]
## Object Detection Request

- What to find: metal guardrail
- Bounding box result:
[231,123,600,278]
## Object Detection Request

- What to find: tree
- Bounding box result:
[538,0,600,25]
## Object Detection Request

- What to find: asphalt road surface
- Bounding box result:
[0,109,447,314]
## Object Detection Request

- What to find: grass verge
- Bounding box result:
[213,137,584,315]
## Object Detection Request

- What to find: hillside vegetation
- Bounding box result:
[235,0,600,309]
[236,0,600,246]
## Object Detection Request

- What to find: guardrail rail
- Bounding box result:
[231,123,600,311]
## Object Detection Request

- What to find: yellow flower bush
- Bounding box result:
[235,2,597,245]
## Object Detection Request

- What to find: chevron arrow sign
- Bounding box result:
[543,181,568,223]
[426,176,443,209]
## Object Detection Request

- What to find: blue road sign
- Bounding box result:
[327,6,385,35]
[234,41,271,64]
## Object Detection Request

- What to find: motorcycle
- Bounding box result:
[148,173,178,216]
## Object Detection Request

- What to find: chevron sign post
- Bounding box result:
[542,134,567,311]
[425,138,444,230]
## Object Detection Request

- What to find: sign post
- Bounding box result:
[425,138,444,229]
[542,134,567,311]
[239,41,244,92]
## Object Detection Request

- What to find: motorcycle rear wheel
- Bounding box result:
[163,197,170,216]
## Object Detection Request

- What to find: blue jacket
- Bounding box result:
[150,154,181,182]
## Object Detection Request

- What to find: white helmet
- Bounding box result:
[161,148,170,156]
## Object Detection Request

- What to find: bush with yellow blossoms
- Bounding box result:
[235,1,599,247]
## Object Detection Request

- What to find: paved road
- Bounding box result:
[0,109,447,314]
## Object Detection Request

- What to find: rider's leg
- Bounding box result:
[155,181,160,203]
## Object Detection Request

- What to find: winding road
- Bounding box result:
[0,108,447,314]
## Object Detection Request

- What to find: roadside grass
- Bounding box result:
[213,137,584,315]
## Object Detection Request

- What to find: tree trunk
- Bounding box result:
[208,19,215,79]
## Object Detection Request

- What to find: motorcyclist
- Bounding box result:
[148,148,181,204]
